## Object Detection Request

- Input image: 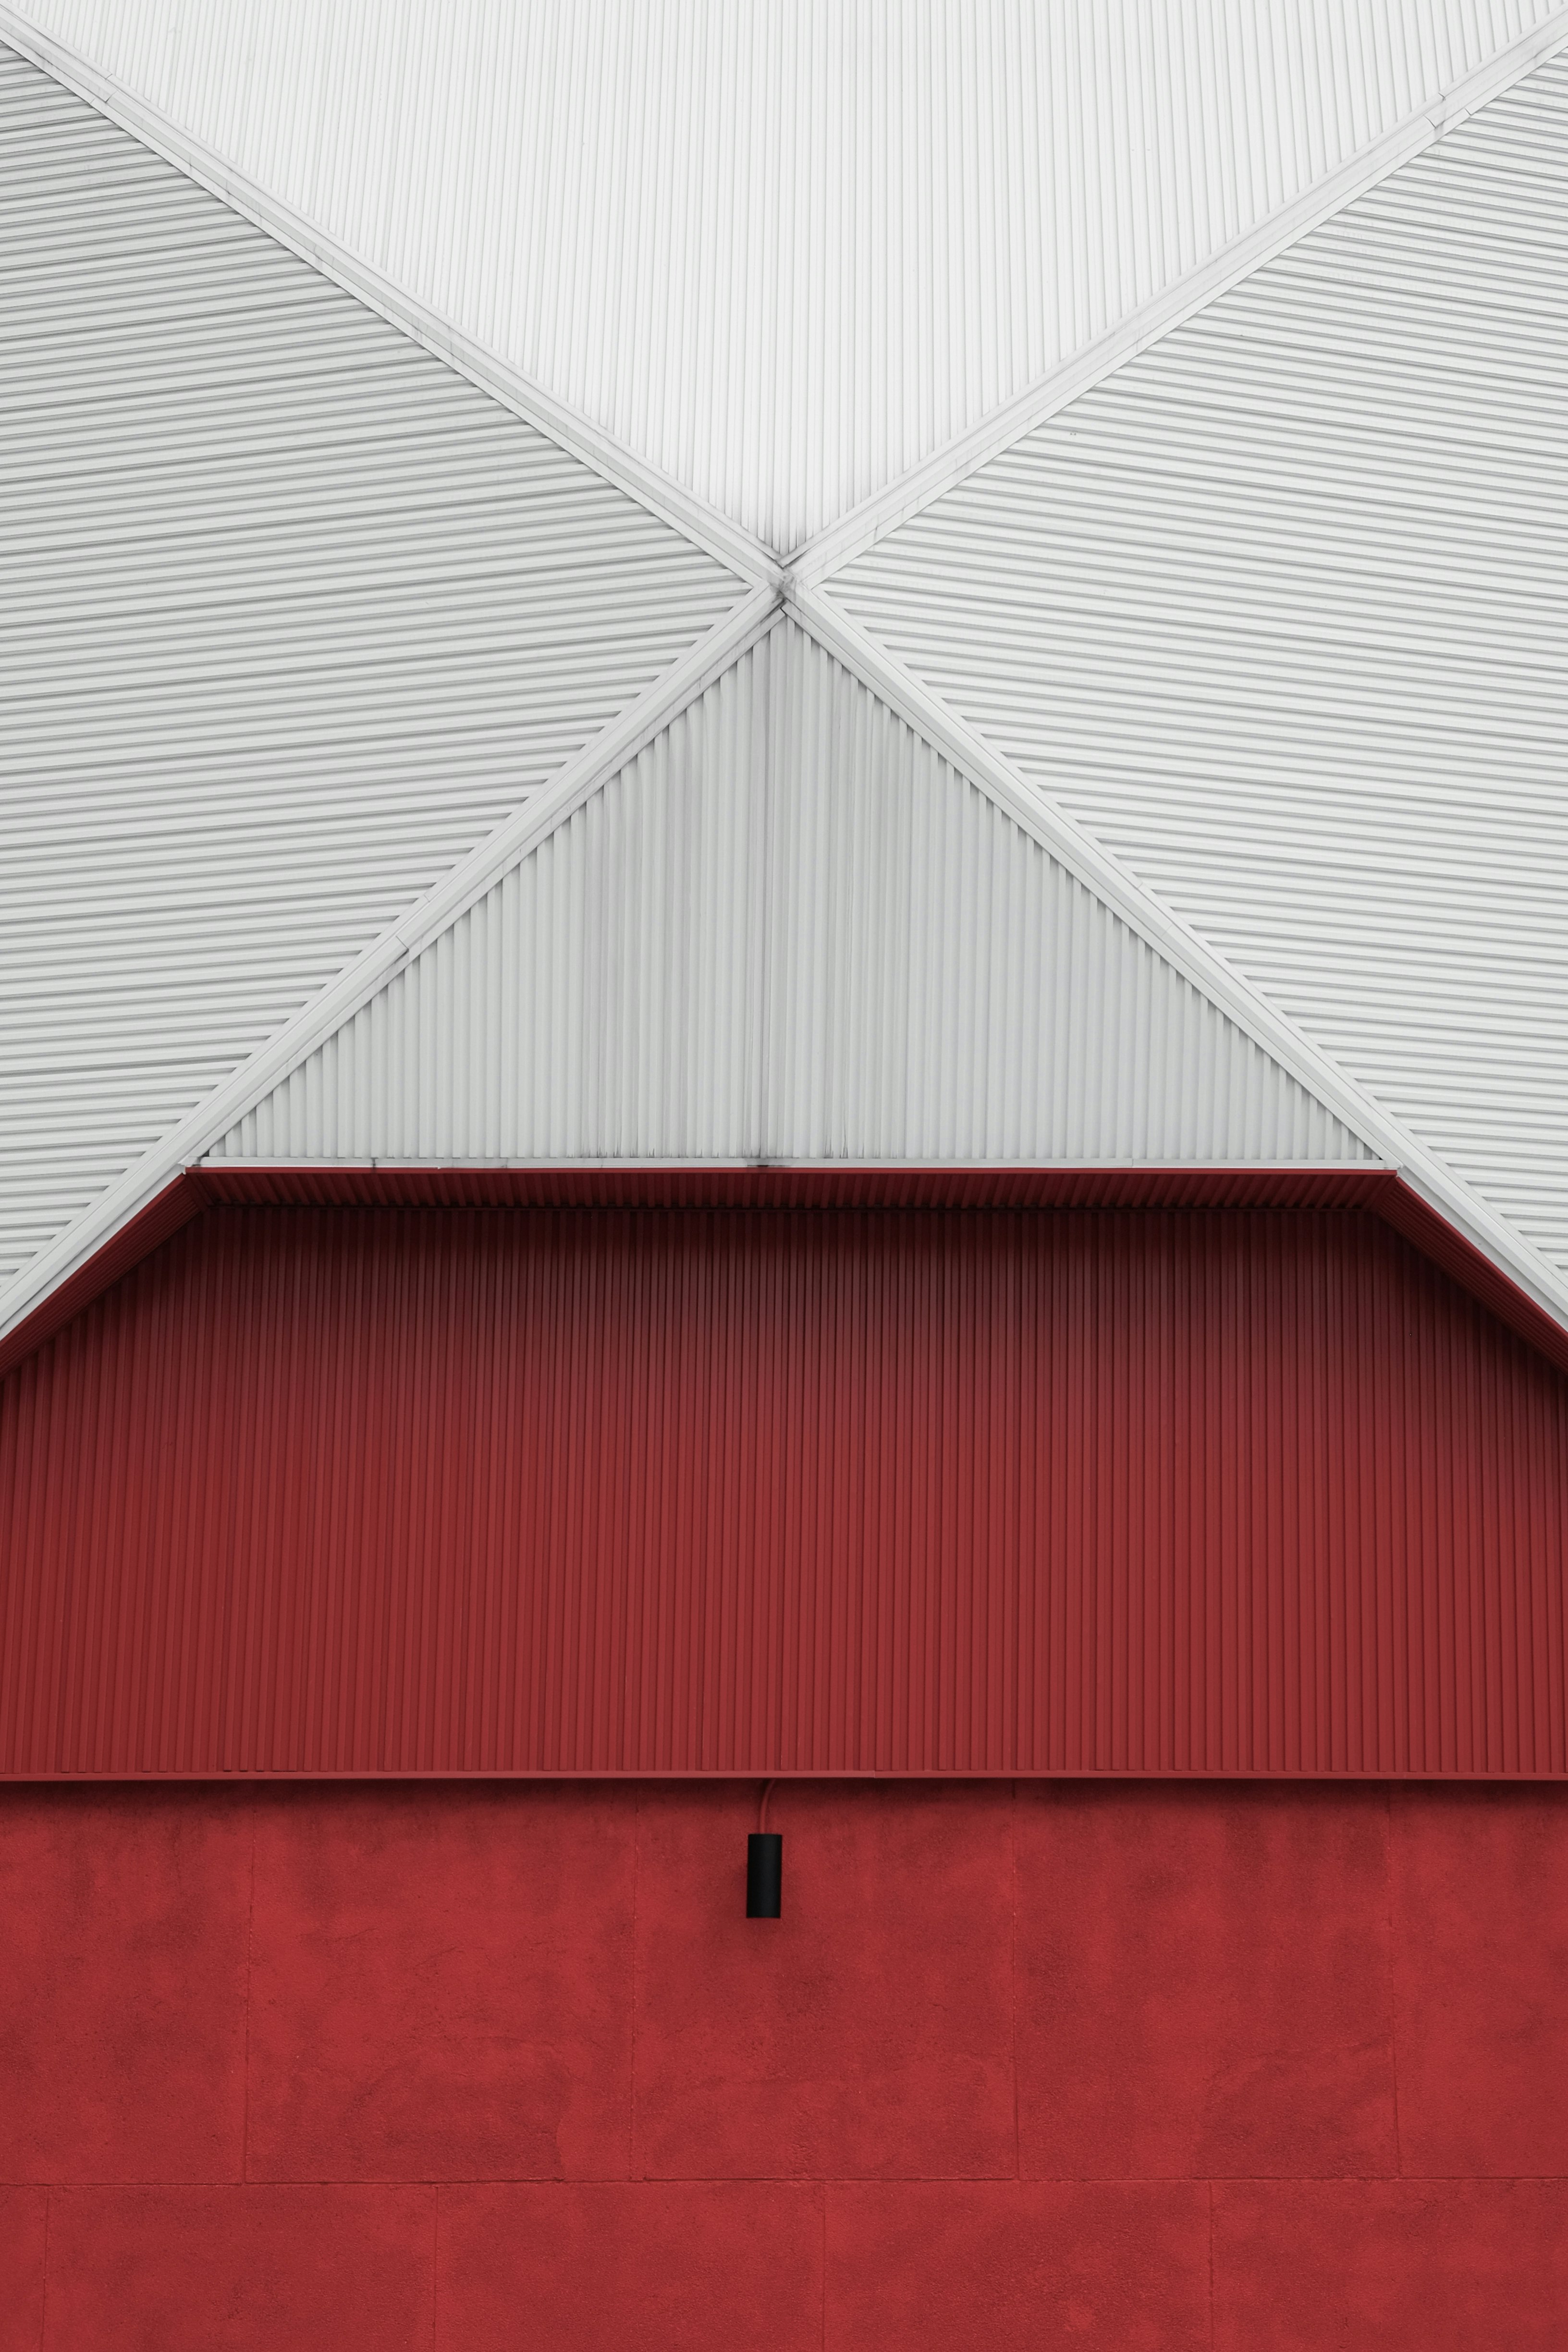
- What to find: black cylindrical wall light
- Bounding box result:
[747,1779,782,1917]
[747,1831,783,1917]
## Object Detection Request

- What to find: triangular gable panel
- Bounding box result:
[14,0,1559,553]
[217,632,775,1165]
[0,41,745,1294]
[210,619,1371,1168]
[828,49,1568,1274]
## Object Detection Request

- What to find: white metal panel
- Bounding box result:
[14,0,1558,554]
[215,637,773,1164]
[763,624,1366,1164]
[214,619,1371,1167]
[830,53,1568,1271]
[0,43,744,1290]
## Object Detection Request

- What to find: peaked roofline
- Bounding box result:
[789,5,1568,591]
[4,2,1567,1362]
[0,5,783,594]
[8,553,1568,1360]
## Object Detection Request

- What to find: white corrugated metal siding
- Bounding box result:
[212,619,1371,1167]
[216,637,772,1164]
[14,0,1559,552]
[0,42,743,1290]
[830,49,1568,1273]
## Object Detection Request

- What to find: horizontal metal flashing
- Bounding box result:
[196,1163,1395,1213]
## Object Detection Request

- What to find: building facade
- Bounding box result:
[3,7,1568,2344]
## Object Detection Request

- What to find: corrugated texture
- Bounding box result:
[2,1203,1565,1776]
[0,1159,1396,1382]
[0,1173,203,1387]
[191,1164,1568,1383]
[215,637,772,1165]
[198,1165,1395,1215]
[832,51,1568,1278]
[761,624,1362,1163]
[211,621,1369,1168]
[22,1164,1568,1420]
[15,0,1559,551]
[0,41,743,1294]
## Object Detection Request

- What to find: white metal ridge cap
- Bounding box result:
[0,585,784,1353]
[787,583,1568,1341]
[788,5,1568,595]
[0,5,783,594]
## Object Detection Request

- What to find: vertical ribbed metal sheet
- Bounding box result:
[830,50,1568,1276]
[760,623,1363,1164]
[0,40,744,1293]
[210,620,1369,1168]
[217,639,772,1164]
[2,1201,1564,1776]
[15,0,1557,551]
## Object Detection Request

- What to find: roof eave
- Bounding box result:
[6,1163,1568,1393]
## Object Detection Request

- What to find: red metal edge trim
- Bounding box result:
[2,1766,1567,1783]
[1379,1175,1568,1380]
[194,1162,1396,1214]
[6,1162,1567,1388]
[4,1164,1392,1390]
[183,1164,1568,1373]
[0,1171,211,1385]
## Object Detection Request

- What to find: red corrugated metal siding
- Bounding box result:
[197,1164,1395,1213]
[198,1166,1568,1377]
[10,1164,1566,1387]
[0,1173,208,1385]
[2,1204,1565,1776]
[0,1168,1392,1389]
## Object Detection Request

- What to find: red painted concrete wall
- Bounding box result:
[3,1780,1565,2348]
